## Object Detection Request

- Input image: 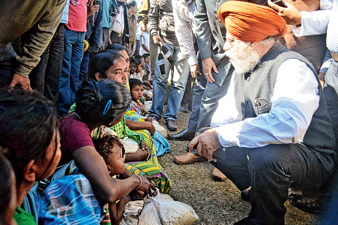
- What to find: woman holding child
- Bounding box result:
[88,49,172,193]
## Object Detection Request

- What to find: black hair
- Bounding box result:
[142,53,150,58]
[126,0,137,9]
[0,88,58,183]
[93,135,123,161]
[106,44,127,52]
[75,79,131,126]
[129,78,143,92]
[134,55,143,60]
[88,50,124,80]
[129,57,137,65]
[0,150,14,222]
[134,58,142,66]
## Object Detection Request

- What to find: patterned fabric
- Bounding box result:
[100,116,172,194]
[39,174,104,225]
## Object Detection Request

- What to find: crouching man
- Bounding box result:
[190,2,336,224]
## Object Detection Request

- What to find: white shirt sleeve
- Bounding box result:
[172,0,198,66]
[217,59,320,148]
[292,0,333,36]
[211,74,239,128]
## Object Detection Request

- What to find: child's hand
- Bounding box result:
[120,195,131,205]
[145,117,153,123]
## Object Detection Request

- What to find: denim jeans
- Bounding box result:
[58,27,85,115]
[150,43,190,121]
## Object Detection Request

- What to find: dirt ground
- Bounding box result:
[156,109,319,225]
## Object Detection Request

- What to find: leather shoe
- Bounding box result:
[166,119,177,131]
[180,105,189,113]
[174,152,206,165]
[167,128,195,141]
[212,168,227,181]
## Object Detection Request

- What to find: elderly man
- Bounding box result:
[190,2,336,224]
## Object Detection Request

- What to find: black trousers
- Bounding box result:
[29,23,64,103]
[211,144,331,224]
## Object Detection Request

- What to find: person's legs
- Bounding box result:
[102,28,109,50]
[58,28,76,115]
[163,44,190,121]
[29,42,50,94]
[180,74,193,113]
[150,46,171,120]
[79,49,90,84]
[246,144,330,224]
[149,37,158,80]
[196,67,233,131]
[69,32,85,107]
[187,74,207,132]
[44,23,64,105]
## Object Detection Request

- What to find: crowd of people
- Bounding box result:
[0,0,337,224]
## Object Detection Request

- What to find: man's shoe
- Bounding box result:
[180,105,189,113]
[166,119,177,131]
[174,152,206,165]
[167,128,195,141]
[289,197,323,214]
[212,168,227,181]
[239,187,251,202]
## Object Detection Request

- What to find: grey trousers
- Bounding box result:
[211,144,331,224]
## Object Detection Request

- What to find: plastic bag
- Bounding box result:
[121,137,139,154]
[152,120,167,138]
[139,190,199,225]
[138,197,161,225]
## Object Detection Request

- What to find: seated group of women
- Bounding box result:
[0,45,171,225]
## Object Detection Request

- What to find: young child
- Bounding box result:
[129,78,145,115]
[130,58,144,81]
[93,135,130,225]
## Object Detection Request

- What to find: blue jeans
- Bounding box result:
[150,43,190,121]
[58,28,85,115]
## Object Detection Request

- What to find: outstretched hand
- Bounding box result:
[189,128,221,162]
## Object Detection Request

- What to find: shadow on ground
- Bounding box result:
[156,109,319,225]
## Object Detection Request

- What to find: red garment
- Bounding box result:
[217,1,287,42]
[59,117,94,165]
[66,0,88,32]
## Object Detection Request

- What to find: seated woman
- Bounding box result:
[0,151,16,225]
[88,50,172,193]
[59,80,157,215]
[0,89,61,225]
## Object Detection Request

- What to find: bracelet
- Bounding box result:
[135,175,143,189]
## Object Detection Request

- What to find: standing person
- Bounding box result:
[79,0,103,83]
[190,2,336,224]
[58,0,100,115]
[0,0,67,91]
[126,0,138,56]
[28,0,69,104]
[110,0,129,46]
[138,0,157,79]
[148,0,190,131]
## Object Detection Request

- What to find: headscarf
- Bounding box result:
[217,1,287,42]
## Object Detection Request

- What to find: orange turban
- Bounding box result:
[217,1,287,42]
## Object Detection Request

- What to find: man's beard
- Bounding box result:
[225,43,260,74]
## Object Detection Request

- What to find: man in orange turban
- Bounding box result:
[189,1,336,224]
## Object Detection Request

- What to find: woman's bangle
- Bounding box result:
[135,175,143,189]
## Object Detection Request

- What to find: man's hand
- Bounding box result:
[268,0,302,26]
[189,128,221,162]
[152,34,164,45]
[88,0,100,18]
[9,73,32,91]
[190,64,201,78]
[138,24,147,36]
[318,72,325,89]
[202,58,218,83]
